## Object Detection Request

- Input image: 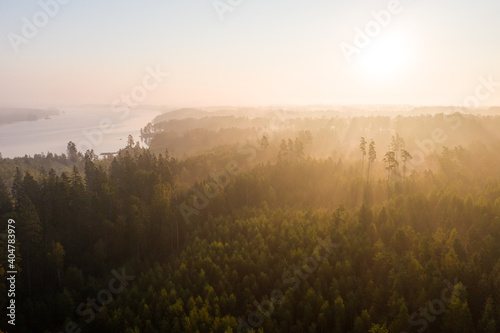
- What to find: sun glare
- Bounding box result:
[359,35,409,81]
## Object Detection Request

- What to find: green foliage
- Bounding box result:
[1,121,500,332]
[369,323,389,333]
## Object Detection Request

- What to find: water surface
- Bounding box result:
[0,107,160,158]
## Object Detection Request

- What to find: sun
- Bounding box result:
[358,34,410,81]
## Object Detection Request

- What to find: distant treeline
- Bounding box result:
[144,113,500,165]
[0,108,60,125]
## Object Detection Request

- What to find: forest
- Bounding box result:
[1,112,500,332]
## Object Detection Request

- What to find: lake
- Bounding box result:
[0,107,161,158]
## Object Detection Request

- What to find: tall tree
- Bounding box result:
[443,283,472,332]
[390,133,405,165]
[360,137,367,177]
[11,167,23,207]
[47,242,65,289]
[388,297,410,332]
[0,177,13,217]
[278,139,288,163]
[67,141,78,163]
[383,151,398,184]
[333,296,346,333]
[478,297,496,333]
[127,134,135,148]
[17,195,43,295]
[150,183,171,255]
[401,149,412,178]
[287,139,294,162]
[294,138,305,161]
[367,140,377,182]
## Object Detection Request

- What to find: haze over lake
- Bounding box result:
[0,107,160,158]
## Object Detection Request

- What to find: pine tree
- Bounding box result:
[294,138,305,161]
[47,242,65,289]
[360,137,367,177]
[383,151,398,184]
[443,283,472,332]
[367,139,377,181]
[278,139,288,163]
[287,138,294,162]
[333,296,345,333]
[388,297,410,332]
[401,149,412,178]
[17,195,43,295]
[11,167,23,208]
[67,141,78,163]
[390,133,405,165]
[478,297,496,333]
[353,310,371,333]
[0,177,13,217]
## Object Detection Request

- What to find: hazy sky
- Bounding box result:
[1,0,499,108]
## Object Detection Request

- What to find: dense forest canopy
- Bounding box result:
[0,111,500,332]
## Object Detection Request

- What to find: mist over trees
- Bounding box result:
[0,111,500,332]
